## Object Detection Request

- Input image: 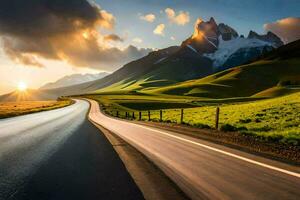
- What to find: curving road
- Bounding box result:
[0,100,143,200]
[88,99,300,200]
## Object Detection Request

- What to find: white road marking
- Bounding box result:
[88,99,300,179]
[118,120,300,178]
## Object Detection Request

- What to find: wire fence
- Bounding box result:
[103,107,221,129]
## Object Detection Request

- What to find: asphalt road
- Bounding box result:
[0,100,144,200]
[88,99,300,200]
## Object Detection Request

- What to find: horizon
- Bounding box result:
[0,0,299,95]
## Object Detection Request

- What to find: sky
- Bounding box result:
[96,0,300,48]
[0,0,299,95]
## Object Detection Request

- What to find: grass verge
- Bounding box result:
[85,92,300,146]
[0,98,74,119]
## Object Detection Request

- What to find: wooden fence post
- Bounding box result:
[132,112,135,119]
[180,109,184,124]
[125,112,128,118]
[148,111,151,121]
[139,111,142,121]
[116,111,119,118]
[215,107,220,130]
[160,110,162,122]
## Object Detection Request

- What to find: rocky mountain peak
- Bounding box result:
[266,31,277,36]
[209,17,218,31]
[181,17,284,62]
[194,18,218,39]
[247,30,283,47]
[181,18,241,54]
[218,23,239,41]
[209,17,216,23]
[247,30,259,38]
[181,18,219,54]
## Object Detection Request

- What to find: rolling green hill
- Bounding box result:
[147,39,300,99]
[92,45,214,93]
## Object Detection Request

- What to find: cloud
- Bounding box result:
[165,8,190,26]
[104,34,124,42]
[170,36,176,41]
[140,14,156,23]
[0,0,149,70]
[3,39,43,68]
[99,10,116,29]
[153,24,165,36]
[264,17,300,44]
[132,38,143,43]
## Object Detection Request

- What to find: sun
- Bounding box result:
[17,81,28,92]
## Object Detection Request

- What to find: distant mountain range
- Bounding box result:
[40,72,110,90]
[2,17,297,102]
[71,17,284,92]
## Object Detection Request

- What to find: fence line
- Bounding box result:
[108,107,221,130]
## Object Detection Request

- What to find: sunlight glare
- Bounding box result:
[17,81,27,92]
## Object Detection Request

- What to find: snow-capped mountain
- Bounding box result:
[247,31,283,47]
[204,37,274,70]
[41,72,110,90]
[181,17,283,71]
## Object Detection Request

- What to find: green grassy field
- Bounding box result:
[85,93,198,110]
[0,99,73,119]
[87,91,300,145]
[85,42,300,146]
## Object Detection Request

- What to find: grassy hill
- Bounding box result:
[147,39,300,99]
[92,46,214,93]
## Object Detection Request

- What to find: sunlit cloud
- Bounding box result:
[3,41,43,68]
[192,18,204,39]
[0,0,150,70]
[264,17,300,44]
[153,24,165,36]
[139,13,156,23]
[99,10,116,29]
[132,38,143,43]
[165,8,190,26]
[103,34,124,42]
